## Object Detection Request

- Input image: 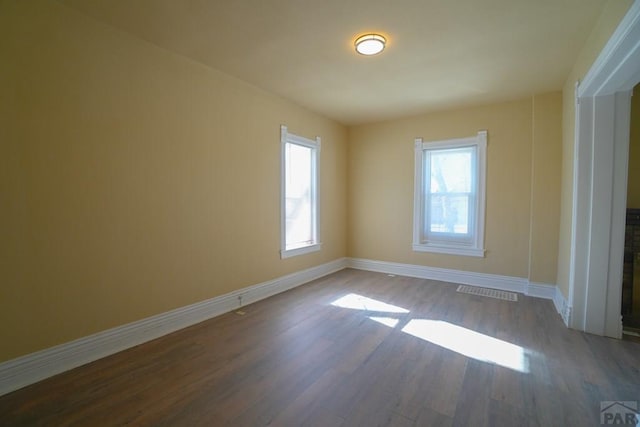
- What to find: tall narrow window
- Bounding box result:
[281,125,321,258]
[413,131,487,257]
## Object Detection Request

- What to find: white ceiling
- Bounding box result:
[60,0,607,125]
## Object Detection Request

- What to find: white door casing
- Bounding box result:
[570,1,640,337]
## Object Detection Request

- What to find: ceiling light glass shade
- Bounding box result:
[355,34,386,55]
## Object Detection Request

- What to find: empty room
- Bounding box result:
[1,0,640,425]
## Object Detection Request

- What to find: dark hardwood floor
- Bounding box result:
[1,269,639,426]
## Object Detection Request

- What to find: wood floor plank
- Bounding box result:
[451,360,494,427]
[491,367,526,410]
[414,407,453,427]
[487,398,532,427]
[269,368,345,426]
[1,268,639,426]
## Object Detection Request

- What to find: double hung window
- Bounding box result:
[280,126,321,258]
[413,131,487,257]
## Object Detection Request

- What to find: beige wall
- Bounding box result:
[0,0,347,362]
[556,0,634,298]
[348,94,562,282]
[628,84,640,208]
[530,93,563,283]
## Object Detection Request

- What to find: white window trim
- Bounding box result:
[280,125,322,259]
[412,130,487,257]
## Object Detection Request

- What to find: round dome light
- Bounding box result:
[354,34,386,56]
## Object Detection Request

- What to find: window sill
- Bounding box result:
[412,243,485,257]
[280,243,322,259]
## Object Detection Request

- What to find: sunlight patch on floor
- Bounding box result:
[331,293,410,313]
[368,316,400,328]
[401,319,530,373]
[331,293,532,373]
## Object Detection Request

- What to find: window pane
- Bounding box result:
[429,194,470,234]
[429,147,472,194]
[285,142,313,249]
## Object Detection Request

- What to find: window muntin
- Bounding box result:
[413,131,487,257]
[280,126,321,258]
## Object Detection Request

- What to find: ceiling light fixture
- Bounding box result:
[354,33,386,56]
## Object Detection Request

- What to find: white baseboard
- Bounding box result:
[553,287,571,327]
[527,282,557,300]
[347,258,565,317]
[0,257,348,397]
[348,257,529,293]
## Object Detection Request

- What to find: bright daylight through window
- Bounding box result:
[280,125,321,258]
[413,131,487,257]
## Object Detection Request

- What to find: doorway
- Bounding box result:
[570,2,640,338]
